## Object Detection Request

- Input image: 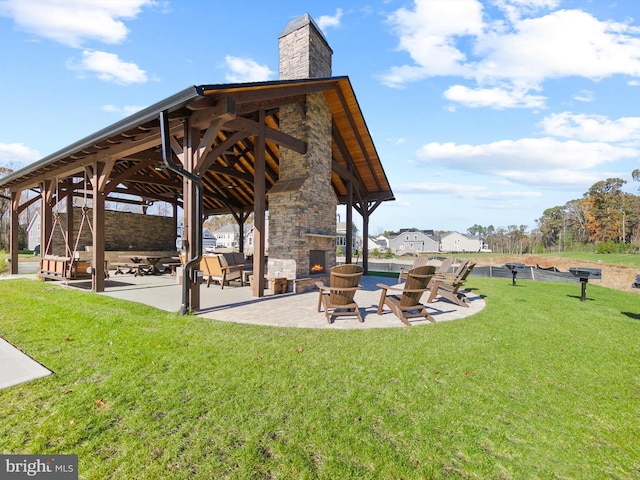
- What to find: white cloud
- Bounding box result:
[572,89,594,103]
[541,112,640,143]
[67,50,147,84]
[492,0,559,23]
[394,181,542,201]
[444,84,546,109]
[474,10,640,83]
[0,0,154,47]
[416,137,639,185]
[384,0,483,85]
[317,8,343,31]
[0,142,41,165]
[103,104,146,116]
[382,1,640,108]
[223,56,274,83]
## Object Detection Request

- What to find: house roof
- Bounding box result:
[0,77,394,216]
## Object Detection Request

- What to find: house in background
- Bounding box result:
[336,221,361,253]
[440,231,482,253]
[26,211,41,251]
[202,228,217,252]
[367,235,388,252]
[387,228,440,255]
[212,223,239,250]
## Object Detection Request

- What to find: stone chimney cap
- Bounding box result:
[279,13,333,53]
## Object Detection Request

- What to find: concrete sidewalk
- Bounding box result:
[0,337,52,390]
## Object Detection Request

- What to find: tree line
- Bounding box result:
[468,174,640,255]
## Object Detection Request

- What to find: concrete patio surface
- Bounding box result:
[78,271,486,329]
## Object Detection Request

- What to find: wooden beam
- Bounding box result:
[224,117,306,154]
[195,131,247,174]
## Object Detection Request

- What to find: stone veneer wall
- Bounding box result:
[47,208,175,255]
[278,14,333,81]
[268,14,337,285]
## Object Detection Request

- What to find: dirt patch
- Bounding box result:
[475,255,640,294]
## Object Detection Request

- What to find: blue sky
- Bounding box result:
[1,0,640,235]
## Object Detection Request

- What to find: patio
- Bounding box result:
[62,272,486,329]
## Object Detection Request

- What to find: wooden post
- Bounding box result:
[252,109,266,297]
[91,162,106,292]
[41,180,53,256]
[65,180,74,256]
[345,178,353,264]
[184,124,200,311]
[9,191,20,274]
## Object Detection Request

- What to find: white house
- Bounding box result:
[336,221,361,253]
[439,231,482,253]
[26,211,41,251]
[212,223,240,249]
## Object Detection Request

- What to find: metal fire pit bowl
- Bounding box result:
[569,267,602,302]
[504,263,526,286]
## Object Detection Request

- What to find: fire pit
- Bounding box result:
[569,267,602,302]
[504,263,526,286]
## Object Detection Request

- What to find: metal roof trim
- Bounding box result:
[0,86,203,188]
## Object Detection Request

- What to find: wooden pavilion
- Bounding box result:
[0,14,394,313]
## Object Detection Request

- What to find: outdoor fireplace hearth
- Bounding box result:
[309,250,328,276]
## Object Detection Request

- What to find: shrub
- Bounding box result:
[0,250,8,275]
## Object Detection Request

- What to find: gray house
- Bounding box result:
[387,228,439,254]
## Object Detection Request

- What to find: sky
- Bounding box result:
[1,0,640,236]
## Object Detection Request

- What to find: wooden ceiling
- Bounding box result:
[0,77,394,215]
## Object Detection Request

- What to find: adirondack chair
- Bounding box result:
[397,256,431,283]
[398,256,454,283]
[426,259,476,307]
[316,264,364,323]
[377,265,437,326]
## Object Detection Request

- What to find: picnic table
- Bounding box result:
[112,255,181,276]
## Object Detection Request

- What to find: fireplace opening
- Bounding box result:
[309,250,328,275]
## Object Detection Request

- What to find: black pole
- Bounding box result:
[580,279,587,302]
[160,110,203,315]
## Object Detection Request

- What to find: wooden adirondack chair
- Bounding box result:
[426,259,476,307]
[397,257,454,283]
[316,264,364,323]
[377,265,436,326]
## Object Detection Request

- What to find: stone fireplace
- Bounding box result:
[309,249,328,275]
[267,14,337,292]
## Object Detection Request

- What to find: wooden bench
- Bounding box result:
[40,256,71,280]
[40,256,109,280]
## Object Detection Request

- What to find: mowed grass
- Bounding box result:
[0,278,639,479]
[540,251,640,267]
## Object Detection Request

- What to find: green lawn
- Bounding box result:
[1,278,639,479]
[540,251,640,267]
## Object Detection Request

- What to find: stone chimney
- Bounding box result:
[267,14,337,288]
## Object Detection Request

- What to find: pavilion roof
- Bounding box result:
[0,76,394,215]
